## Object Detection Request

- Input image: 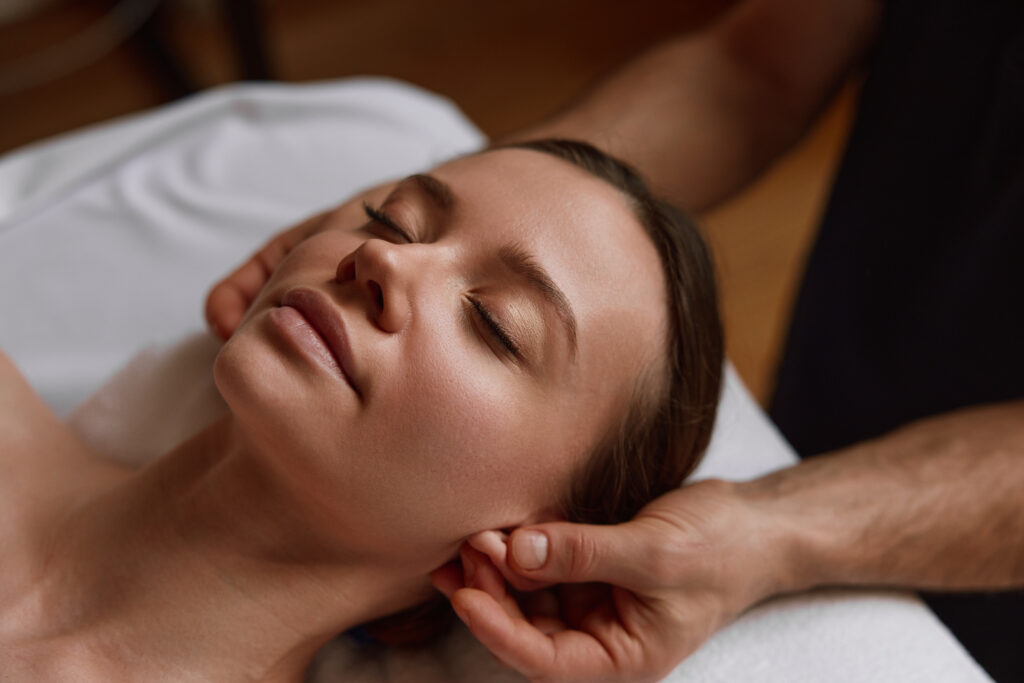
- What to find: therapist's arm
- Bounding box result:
[507,0,880,211]
[438,401,1024,682]
[750,401,1024,591]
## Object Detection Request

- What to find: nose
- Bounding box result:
[335,239,411,333]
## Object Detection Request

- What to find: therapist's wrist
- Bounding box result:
[735,465,843,597]
[654,478,815,615]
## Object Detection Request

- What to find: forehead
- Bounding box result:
[433,148,668,385]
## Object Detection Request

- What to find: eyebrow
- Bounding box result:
[405,172,579,360]
[407,173,454,213]
[498,243,579,360]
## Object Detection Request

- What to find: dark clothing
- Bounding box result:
[769,1,1024,680]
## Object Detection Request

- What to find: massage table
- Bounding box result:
[0,78,991,682]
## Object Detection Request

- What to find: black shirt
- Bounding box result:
[769,1,1024,679]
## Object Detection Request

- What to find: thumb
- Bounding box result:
[507,521,651,588]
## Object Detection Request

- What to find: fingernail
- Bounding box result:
[511,531,548,570]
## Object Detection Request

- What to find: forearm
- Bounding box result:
[505,35,787,211]
[506,0,880,211]
[744,400,1024,594]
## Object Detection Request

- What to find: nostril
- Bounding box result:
[336,259,356,282]
[368,280,384,313]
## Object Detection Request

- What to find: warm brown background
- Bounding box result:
[0,0,856,405]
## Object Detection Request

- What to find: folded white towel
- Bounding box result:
[67,333,226,465]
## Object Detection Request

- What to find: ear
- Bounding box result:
[466,508,564,592]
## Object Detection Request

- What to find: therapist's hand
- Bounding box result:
[204,212,330,340]
[433,479,796,683]
[204,181,398,340]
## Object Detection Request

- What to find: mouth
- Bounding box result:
[277,287,362,397]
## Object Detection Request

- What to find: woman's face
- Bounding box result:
[215,149,667,569]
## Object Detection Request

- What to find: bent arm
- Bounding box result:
[746,400,1024,594]
[510,0,881,211]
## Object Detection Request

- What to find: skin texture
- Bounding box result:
[0,149,671,681]
[206,0,1024,681]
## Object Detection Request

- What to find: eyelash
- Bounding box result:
[361,202,521,359]
[469,298,521,358]
[362,202,415,243]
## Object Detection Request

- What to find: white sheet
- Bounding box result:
[0,78,990,682]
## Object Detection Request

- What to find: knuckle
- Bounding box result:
[254,248,277,277]
[646,543,681,587]
[565,528,601,580]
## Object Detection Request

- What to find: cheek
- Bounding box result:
[364,347,571,533]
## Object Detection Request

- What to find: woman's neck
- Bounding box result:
[23,415,431,681]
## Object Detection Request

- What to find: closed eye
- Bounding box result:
[469,298,520,358]
[363,201,518,360]
[362,202,415,243]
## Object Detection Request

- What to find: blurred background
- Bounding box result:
[0,0,857,406]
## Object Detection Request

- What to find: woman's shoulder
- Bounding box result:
[0,347,38,405]
[0,349,44,446]
[0,349,101,505]
[0,349,67,456]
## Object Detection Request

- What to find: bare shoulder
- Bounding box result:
[0,349,60,451]
[0,349,41,437]
[0,347,20,379]
[0,348,34,393]
[0,350,97,495]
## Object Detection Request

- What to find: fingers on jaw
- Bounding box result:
[469,530,551,592]
[205,257,268,336]
[525,522,654,589]
[429,561,463,598]
[206,211,328,339]
[460,546,511,604]
[467,530,507,563]
[204,286,247,340]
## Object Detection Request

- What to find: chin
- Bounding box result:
[214,318,365,503]
[214,325,265,419]
[214,319,312,452]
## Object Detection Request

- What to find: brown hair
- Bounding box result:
[361,138,724,644]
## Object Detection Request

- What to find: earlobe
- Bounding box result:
[466,529,510,575]
[467,507,564,591]
[469,507,563,564]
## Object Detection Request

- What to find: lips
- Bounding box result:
[279,287,361,396]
